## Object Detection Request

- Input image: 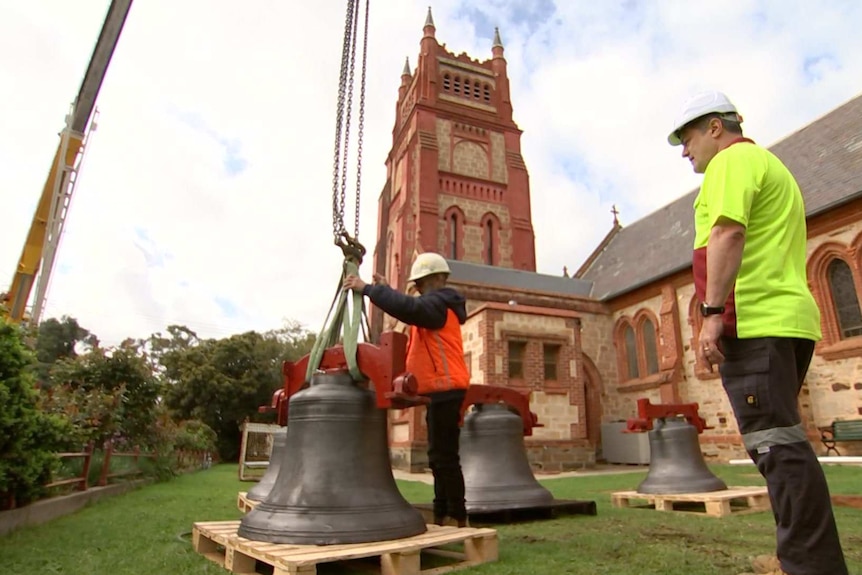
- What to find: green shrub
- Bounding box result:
[0,319,75,507]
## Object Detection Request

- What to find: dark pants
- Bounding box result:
[425,393,467,521]
[719,337,847,575]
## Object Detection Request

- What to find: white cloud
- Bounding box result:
[1,0,861,345]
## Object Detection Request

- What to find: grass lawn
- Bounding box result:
[1,463,859,575]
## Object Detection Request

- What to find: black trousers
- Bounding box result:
[425,392,467,521]
[719,337,847,575]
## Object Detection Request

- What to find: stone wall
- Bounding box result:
[462,313,485,384]
[452,140,489,179]
[436,118,452,172]
[579,312,617,420]
[437,193,512,266]
[489,131,507,183]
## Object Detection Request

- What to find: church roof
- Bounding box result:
[446,259,593,297]
[578,93,862,300]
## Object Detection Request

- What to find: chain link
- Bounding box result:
[338,2,359,241]
[331,0,356,241]
[330,0,369,245]
[354,0,369,239]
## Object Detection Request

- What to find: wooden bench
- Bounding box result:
[821,420,862,456]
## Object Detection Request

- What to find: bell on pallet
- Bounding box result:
[461,403,554,512]
[237,370,427,545]
[245,427,287,502]
[637,417,727,495]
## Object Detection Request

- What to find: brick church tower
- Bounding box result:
[372,8,537,313]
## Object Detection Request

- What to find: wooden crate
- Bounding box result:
[192,520,498,575]
[610,485,771,518]
[237,491,257,513]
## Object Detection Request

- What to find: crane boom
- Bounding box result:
[1,0,133,325]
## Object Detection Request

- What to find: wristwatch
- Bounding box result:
[700,302,725,317]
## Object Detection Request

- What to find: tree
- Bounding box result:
[162,324,315,461]
[34,316,94,383]
[44,344,162,449]
[0,318,73,508]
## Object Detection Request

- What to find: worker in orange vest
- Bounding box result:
[343,252,470,527]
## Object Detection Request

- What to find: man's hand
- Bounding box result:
[343,274,367,293]
[372,273,388,286]
[697,315,725,372]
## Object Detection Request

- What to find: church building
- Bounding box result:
[373,9,862,472]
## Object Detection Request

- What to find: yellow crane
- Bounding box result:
[1,0,133,326]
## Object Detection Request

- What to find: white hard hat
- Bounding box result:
[408,252,450,282]
[668,90,742,146]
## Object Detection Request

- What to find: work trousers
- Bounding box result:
[425,392,467,521]
[719,337,847,575]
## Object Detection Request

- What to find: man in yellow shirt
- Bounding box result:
[669,91,847,575]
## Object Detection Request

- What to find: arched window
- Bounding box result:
[485,219,494,265]
[806,240,862,359]
[623,324,638,380]
[483,84,491,102]
[449,213,457,259]
[462,78,470,98]
[616,311,662,382]
[441,206,464,260]
[442,74,451,92]
[473,83,481,99]
[641,318,660,375]
[453,77,461,95]
[481,213,499,266]
[827,258,862,338]
[387,234,395,282]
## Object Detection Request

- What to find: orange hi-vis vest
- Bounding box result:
[406,309,470,395]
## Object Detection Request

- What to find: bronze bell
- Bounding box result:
[461,403,554,512]
[245,427,287,502]
[237,370,426,545]
[637,417,728,494]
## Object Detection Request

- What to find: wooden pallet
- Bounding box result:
[414,499,597,525]
[192,520,498,575]
[237,491,257,513]
[610,485,770,517]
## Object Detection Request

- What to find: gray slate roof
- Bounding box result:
[446,259,594,297]
[579,93,862,300]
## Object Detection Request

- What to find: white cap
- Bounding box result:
[668,90,742,146]
[408,252,450,282]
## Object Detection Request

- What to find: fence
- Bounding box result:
[1,441,215,511]
[45,442,95,492]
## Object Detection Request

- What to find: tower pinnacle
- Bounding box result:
[423,6,436,39]
[424,6,435,28]
[493,27,504,48]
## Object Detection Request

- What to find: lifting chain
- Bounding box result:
[308,0,371,383]
[331,0,369,243]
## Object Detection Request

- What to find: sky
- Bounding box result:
[1,1,861,346]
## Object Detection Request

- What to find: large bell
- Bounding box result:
[246,427,287,502]
[237,370,426,545]
[637,417,728,494]
[461,403,554,512]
